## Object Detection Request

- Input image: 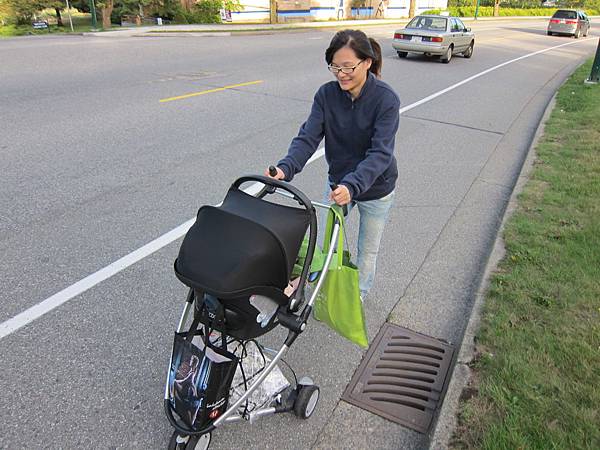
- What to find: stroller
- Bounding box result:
[164,173,343,449]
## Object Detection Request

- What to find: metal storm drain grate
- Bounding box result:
[341,323,455,433]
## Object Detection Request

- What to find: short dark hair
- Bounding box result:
[325,29,383,78]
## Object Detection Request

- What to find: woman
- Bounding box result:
[266,29,400,299]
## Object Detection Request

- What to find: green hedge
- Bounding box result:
[174,0,222,24]
[449,0,600,8]
[172,0,242,24]
[423,7,600,16]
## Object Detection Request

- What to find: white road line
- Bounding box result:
[0,38,592,340]
[399,38,593,114]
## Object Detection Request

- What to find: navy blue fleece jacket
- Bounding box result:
[277,72,400,202]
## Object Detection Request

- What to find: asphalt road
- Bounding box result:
[1,19,598,449]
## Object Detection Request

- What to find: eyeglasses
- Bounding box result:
[327,60,364,75]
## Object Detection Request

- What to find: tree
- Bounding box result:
[111,0,180,21]
[96,0,113,28]
[0,0,15,25]
[7,0,45,23]
[6,0,67,25]
[180,0,194,10]
[47,1,65,26]
[409,0,415,17]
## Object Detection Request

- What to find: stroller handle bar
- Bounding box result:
[231,174,314,213]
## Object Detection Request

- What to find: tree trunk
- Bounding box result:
[101,0,113,29]
[180,0,195,11]
[343,0,351,20]
[269,0,277,23]
[408,0,416,18]
[55,7,63,26]
[494,0,500,17]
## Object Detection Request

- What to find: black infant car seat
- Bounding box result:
[174,183,311,340]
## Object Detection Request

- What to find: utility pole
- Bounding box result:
[585,38,600,84]
[270,0,277,24]
[89,0,98,30]
[65,0,74,31]
[475,0,480,20]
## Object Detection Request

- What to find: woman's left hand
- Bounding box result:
[330,185,352,206]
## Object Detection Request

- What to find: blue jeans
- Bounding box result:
[321,184,395,297]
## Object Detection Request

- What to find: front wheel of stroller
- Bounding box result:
[293,385,320,419]
[168,431,211,450]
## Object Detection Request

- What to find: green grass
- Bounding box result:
[0,14,94,37]
[452,60,600,450]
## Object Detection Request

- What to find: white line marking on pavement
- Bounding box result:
[0,38,591,340]
[398,38,592,114]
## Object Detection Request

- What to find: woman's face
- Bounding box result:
[330,46,372,98]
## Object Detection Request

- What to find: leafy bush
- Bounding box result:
[0,0,16,26]
[194,0,222,23]
[173,0,242,24]
[450,0,600,7]
[422,6,600,16]
[173,0,220,23]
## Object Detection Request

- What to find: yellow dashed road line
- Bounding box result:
[159,80,263,103]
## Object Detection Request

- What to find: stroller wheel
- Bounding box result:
[168,431,211,450]
[293,384,320,419]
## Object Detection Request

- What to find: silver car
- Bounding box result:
[547,9,590,38]
[392,15,475,63]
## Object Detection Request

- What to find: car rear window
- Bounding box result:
[552,10,577,19]
[406,16,447,31]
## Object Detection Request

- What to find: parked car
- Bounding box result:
[392,15,475,63]
[547,9,590,38]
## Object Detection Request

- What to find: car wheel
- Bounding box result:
[547,31,553,36]
[574,28,581,39]
[462,41,474,58]
[440,45,453,64]
[397,51,408,58]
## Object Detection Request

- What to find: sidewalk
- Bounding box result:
[83,16,554,38]
[83,19,408,37]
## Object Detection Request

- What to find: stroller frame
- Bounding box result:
[164,175,342,448]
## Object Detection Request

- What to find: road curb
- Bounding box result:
[426,92,558,450]
[78,15,595,38]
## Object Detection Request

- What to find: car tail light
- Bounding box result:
[422,36,443,42]
[565,20,578,24]
[394,33,412,40]
[550,19,560,23]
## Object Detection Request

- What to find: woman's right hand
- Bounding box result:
[264,166,285,180]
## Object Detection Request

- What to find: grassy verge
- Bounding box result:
[0,14,93,37]
[452,60,600,449]
[0,24,91,36]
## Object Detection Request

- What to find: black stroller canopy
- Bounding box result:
[175,187,311,298]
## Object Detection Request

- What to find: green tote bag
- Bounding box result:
[291,235,325,279]
[313,205,368,348]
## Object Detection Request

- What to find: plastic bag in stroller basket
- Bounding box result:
[168,333,238,429]
[229,341,290,413]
